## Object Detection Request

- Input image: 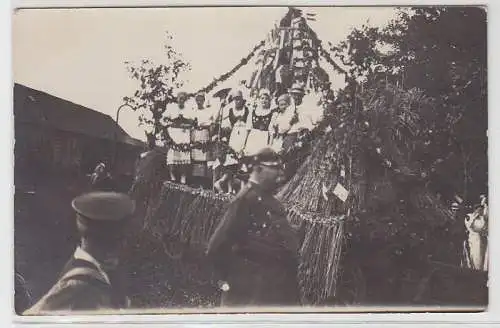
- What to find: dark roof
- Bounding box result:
[13,83,145,147]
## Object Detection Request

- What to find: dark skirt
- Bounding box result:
[192,162,209,178]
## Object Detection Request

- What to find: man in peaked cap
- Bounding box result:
[289,83,306,106]
[23,192,135,315]
[206,147,301,307]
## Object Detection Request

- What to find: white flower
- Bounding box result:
[221,283,230,292]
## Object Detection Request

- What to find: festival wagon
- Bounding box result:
[124,7,488,309]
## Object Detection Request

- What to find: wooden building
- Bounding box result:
[13,83,145,184]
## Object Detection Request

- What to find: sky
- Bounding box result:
[13,6,397,141]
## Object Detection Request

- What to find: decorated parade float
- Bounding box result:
[124,8,488,309]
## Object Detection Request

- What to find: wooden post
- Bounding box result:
[212,99,225,191]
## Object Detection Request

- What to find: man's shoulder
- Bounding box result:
[27,278,112,314]
[228,185,260,205]
[61,273,112,303]
[242,184,263,198]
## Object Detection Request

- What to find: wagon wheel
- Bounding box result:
[333,264,367,305]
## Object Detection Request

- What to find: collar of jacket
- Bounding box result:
[74,247,111,284]
[247,180,274,197]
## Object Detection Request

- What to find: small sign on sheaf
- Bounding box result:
[333,183,349,202]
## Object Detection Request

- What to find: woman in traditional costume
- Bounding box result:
[214,89,250,194]
[243,89,275,156]
[190,92,215,189]
[164,91,194,185]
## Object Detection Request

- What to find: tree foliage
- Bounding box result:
[329,6,487,205]
[124,33,191,139]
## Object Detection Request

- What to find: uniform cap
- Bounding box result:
[252,147,283,167]
[277,93,291,105]
[72,192,135,222]
[289,83,305,95]
[259,89,271,98]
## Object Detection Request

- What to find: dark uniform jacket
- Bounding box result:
[23,248,129,315]
[206,182,301,307]
[15,273,32,314]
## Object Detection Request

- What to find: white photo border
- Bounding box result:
[5,0,499,326]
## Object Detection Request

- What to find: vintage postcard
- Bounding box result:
[13,5,488,315]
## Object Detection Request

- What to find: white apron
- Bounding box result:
[244,129,271,156]
[228,122,248,153]
[167,127,191,145]
[270,136,284,153]
[166,127,191,165]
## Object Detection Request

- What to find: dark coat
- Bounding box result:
[23,255,128,315]
[15,273,32,314]
[206,182,301,307]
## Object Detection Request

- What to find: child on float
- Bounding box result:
[164,91,194,185]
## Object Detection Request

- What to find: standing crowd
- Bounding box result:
[161,82,333,193]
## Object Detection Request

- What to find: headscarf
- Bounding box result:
[259,89,271,98]
[289,83,305,95]
[277,93,291,106]
[229,89,243,99]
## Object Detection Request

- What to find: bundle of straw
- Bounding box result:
[143,182,231,249]
[133,181,348,305]
[276,82,464,304]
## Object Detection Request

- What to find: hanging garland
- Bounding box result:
[301,23,353,83]
[188,40,267,98]
[163,116,197,127]
[166,143,191,152]
[162,140,213,153]
[190,141,211,153]
[317,45,349,80]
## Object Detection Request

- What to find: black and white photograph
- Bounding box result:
[12,5,488,315]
